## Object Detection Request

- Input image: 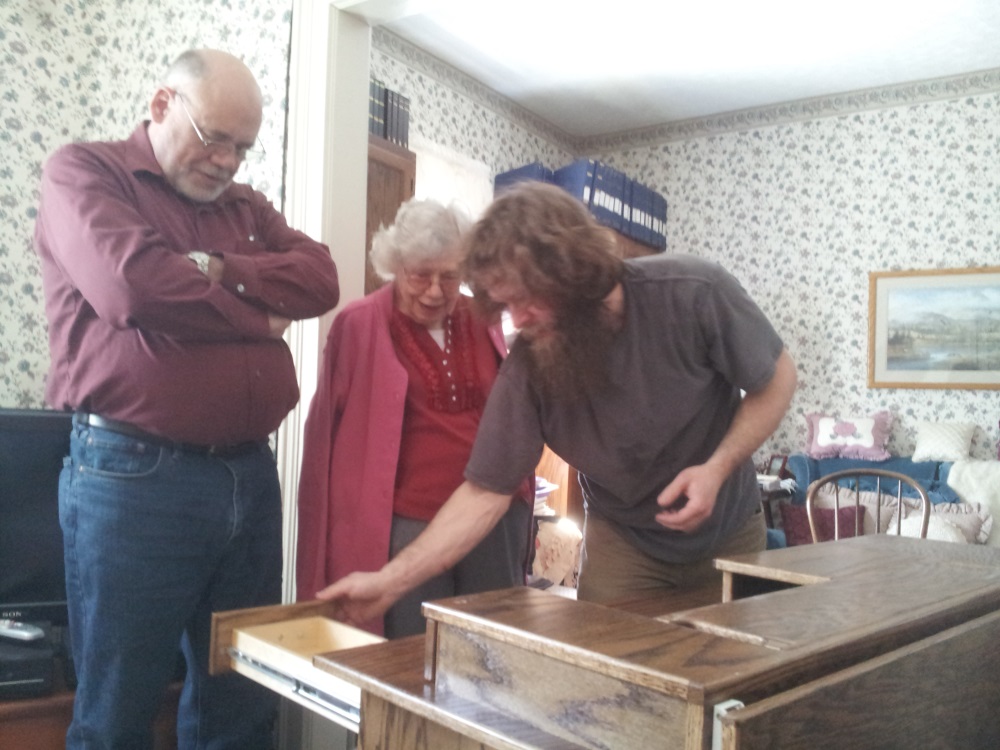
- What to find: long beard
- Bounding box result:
[522,302,619,400]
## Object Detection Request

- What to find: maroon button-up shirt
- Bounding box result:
[34,123,340,445]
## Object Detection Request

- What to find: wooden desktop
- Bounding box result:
[211,535,1000,749]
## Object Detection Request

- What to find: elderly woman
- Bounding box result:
[296,198,533,637]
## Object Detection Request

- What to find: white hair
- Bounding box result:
[369,198,472,280]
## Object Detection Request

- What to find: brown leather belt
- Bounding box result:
[76,413,264,459]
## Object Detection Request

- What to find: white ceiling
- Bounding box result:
[334,0,1000,139]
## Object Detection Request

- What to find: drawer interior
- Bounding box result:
[228,616,383,732]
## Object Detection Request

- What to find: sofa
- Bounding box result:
[762,412,999,548]
[785,453,962,506]
[766,452,992,548]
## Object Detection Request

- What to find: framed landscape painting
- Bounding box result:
[868,266,1000,389]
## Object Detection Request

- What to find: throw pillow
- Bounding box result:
[779,502,861,546]
[890,501,993,544]
[805,411,892,461]
[911,421,976,462]
[886,514,967,544]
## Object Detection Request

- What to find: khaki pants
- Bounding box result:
[576,510,767,604]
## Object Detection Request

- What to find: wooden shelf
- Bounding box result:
[0,677,181,749]
[365,135,416,295]
[612,229,660,259]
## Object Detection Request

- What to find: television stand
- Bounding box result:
[0,660,180,749]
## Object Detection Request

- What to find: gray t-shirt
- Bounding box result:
[465,253,784,562]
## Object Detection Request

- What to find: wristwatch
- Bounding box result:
[187,251,212,276]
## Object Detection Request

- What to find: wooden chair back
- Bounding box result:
[804,468,931,543]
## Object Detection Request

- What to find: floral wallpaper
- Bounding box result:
[0,0,291,408]
[370,28,574,180]
[3,9,999,463]
[602,99,1000,461]
[370,30,1000,462]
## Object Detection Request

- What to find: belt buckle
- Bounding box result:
[204,442,255,459]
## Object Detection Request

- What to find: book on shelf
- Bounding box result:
[368,78,386,138]
[551,159,596,207]
[627,179,652,246]
[386,88,397,144]
[493,161,553,195]
[591,162,627,232]
[398,92,410,148]
[377,87,410,148]
[374,79,385,137]
[493,158,668,250]
[650,188,667,250]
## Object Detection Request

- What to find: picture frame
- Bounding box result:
[868,266,1000,390]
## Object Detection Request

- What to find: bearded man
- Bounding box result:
[319,180,796,619]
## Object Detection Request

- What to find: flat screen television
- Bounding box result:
[0,408,72,626]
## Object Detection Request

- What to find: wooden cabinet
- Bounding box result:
[611,229,658,259]
[211,536,1000,749]
[365,134,416,294]
[0,678,181,749]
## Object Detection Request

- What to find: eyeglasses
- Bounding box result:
[402,267,463,293]
[172,91,265,162]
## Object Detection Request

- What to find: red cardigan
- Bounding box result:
[295,285,510,632]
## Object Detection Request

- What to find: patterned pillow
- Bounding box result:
[779,502,861,546]
[911,421,976,462]
[806,411,892,460]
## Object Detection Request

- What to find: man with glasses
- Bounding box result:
[34,49,339,748]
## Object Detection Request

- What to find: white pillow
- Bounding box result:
[890,500,992,544]
[886,514,968,544]
[911,421,975,462]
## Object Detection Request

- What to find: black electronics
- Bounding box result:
[0,409,72,627]
[0,409,73,698]
[0,629,55,699]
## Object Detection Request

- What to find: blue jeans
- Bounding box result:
[60,419,282,749]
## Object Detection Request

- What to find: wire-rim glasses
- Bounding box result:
[171,90,265,162]
[402,267,463,293]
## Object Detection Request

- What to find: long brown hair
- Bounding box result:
[465,181,623,321]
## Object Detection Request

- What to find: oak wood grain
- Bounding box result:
[222,535,1000,750]
[720,608,1000,749]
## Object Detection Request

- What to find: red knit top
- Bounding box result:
[389,299,501,521]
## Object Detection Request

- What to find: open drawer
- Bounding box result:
[209,600,383,733]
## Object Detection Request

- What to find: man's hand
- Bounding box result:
[268,313,292,338]
[204,255,224,283]
[316,571,399,630]
[654,463,723,532]
[314,482,511,629]
[657,349,797,533]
